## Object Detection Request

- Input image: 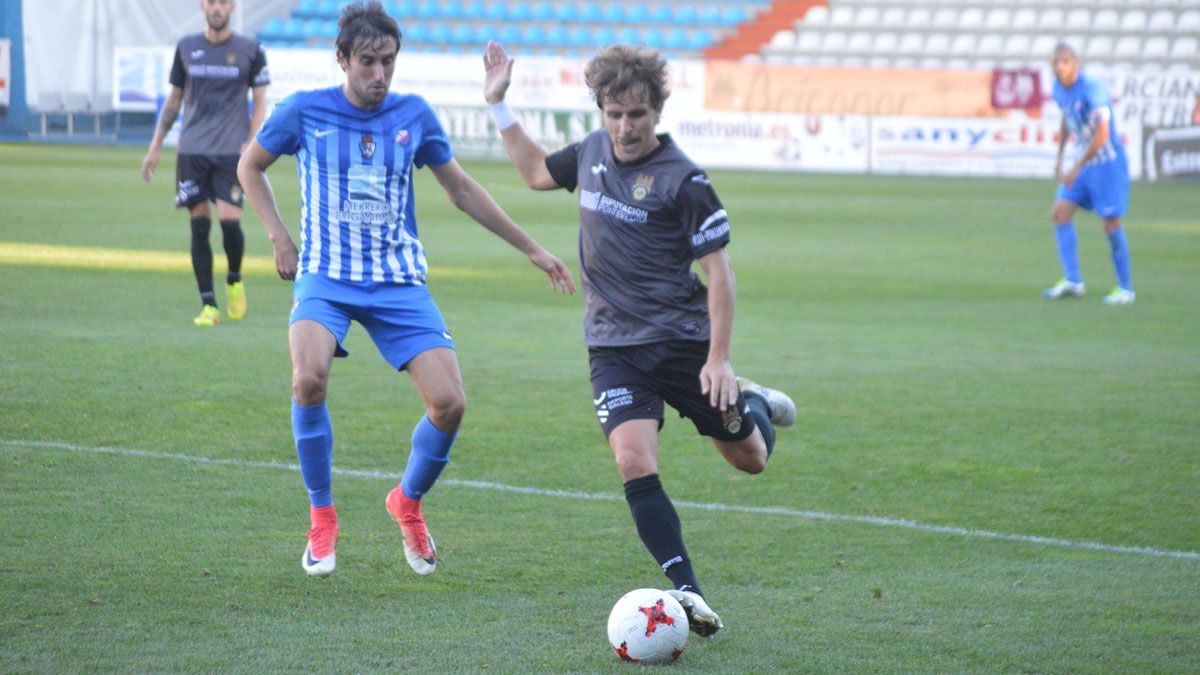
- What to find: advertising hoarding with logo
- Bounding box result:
[0,38,10,108]
[871,115,1142,178]
[663,111,868,172]
[1145,125,1200,181]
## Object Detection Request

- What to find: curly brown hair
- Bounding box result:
[583,45,670,113]
[336,0,401,58]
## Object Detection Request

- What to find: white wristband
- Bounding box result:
[490,100,517,131]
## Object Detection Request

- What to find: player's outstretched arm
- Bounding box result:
[429,158,575,295]
[482,41,560,191]
[237,140,299,280]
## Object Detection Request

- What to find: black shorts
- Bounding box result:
[589,340,755,442]
[175,153,244,209]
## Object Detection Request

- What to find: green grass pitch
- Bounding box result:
[1,143,1197,671]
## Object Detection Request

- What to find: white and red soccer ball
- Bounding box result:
[606,588,689,664]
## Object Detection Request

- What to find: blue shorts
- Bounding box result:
[290,273,454,370]
[1056,156,1129,219]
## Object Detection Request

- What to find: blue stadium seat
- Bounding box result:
[391,0,417,16]
[463,0,487,19]
[594,26,617,46]
[664,28,688,51]
[302,19,324,39]
[416,0,440,19]
[674,6,697,25]
[316,0,339,20]
[545,24,568,46]
[617,26,639,45]
[521,24,546,45]
[507,1,532,22]
[640,27,664,47]
[428,22,452,43]
[626,5,649,24]
[477,23,499,43]
[282,18,305,41]
[721,6,749,26]
[531,1,554,21]
[497,24,521,44]
[450,23,474,44]
[601,4,624,23]
[554,3,578,22]
[697,6,720,25]
[321,19,338,39]
[294,0,320,20]
[688,29,714,51]
[650,5,672,24]
[578,2,602,24]
[440,0,462,19]
[405,22,429,42]
[567,26,592,47]
[259,18,286,41]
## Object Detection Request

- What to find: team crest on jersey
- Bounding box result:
[722,406,743,434]
[229,185,243,203]
[394,129,410,145]
[632,174,655,201]
[360,134,376,159]
[226,51,237,65]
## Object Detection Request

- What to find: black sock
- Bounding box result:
[624,474,702,596]
[219,219,244,285]
[190,216,216,307]
[745,392,776,458]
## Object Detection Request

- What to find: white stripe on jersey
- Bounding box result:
[324,139,343,280]
[699,209,728,231]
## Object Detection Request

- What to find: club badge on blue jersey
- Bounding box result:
[360,134,376,160]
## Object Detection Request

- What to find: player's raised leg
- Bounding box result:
[386,347,464,576]
[290,319,340,577]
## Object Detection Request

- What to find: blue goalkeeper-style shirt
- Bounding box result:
[256,86,453,284]
[1052,72,1125,168]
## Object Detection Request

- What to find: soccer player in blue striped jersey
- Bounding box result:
[238,1,575,578]
[1044,43,1135,305]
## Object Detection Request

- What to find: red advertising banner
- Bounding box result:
[992,68,1041,110]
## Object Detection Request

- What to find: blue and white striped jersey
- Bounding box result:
[1052,72,1125,167]
[257,86,453,284]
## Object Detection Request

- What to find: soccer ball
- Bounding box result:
[606,588,689,664]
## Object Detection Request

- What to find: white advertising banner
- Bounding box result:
[871,115,1142,179]
[0,38,10,108]
[663,111,869,172]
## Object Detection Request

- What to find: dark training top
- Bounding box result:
[170,32,270,156]
[546,131,731,347]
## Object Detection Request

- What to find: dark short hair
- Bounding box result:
[337,1,401,57]
[1053,42,1078,60]
[584,45,670,114]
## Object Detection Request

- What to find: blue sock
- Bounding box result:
[402,415,456,500]
[1107,228,1133,291]
[1054,222,1082,284]
[292,400,333,507]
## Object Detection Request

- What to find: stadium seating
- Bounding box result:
[761,0,1200,71]
[259,0,773,57]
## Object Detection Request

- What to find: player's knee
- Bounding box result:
[736,454,767,475]
[426,389,466,432]
[1051,204,1072,224]
[292,368,329,406]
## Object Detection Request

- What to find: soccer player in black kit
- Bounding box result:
[483,41,797,637]
[141,0,270,325]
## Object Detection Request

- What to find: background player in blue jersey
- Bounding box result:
[141,0,270,325]
[483,41,797,637]
[237,1,575,578]
[1044,43,1135,305]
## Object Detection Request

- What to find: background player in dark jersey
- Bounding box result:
[482,40,797,637]
[141,0,270,326]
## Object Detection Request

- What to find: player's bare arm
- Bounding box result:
[244,84,269,153]
[697,249,738,411]
[429,158,576,294]
[482,40,560,191]
[141,86,184,182]
[237,140,299,280]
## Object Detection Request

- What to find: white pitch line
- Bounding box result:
[5,438,1198,561]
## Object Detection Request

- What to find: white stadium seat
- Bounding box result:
[1031,34,1059,58]
[769,30,796,49]
[1039,9,1066,31]
[881,7,906,28]
[1004,34,1033,59]
[950,33,978,56]
[1147,10,1175,32]
[932,8,958,29]
[1009,8,1035,30]
[905,7,932,29]
[873,32,899,56]
[926,33,952,55]
[1170,36,1197,60]
[802,5,828,26]
[1142,36,1170,61]
[856,6,881,29]
[976,34,1005,59]
[829,6,855,27]
[1113,36,1142,60]
[1118,10,1148,33]
[1091,9,1120,32]
[959,8,984,30]
[1085,35,1114,61]
[896,32,925,57]
[1178,11,1200,34]
[1066,9,1092,32]
[822,30,848,53]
